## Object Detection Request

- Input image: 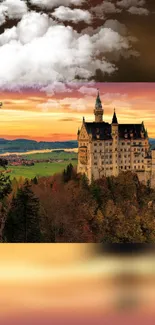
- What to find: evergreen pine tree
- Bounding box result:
[32,176,38,184]
[3,180,41,243]
[62,163,74,183]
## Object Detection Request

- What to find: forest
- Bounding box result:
[0,158,155,243]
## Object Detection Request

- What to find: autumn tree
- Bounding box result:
[0,158,12,242]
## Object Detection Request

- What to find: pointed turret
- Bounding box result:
[112,108,118,124]
[94,89,103,122]
[95,89,102,109]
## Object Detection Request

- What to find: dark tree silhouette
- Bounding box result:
[3,181,41,242]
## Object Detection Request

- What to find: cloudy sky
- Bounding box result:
[0,82,155,141]
[0,1,155,141]
[0,0,154,88]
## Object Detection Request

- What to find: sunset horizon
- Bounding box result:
[1,82,155,141]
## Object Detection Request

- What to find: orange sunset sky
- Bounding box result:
[0,82,155,141]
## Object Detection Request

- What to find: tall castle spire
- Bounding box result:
[112,108,118,124]
[94,89,103,122]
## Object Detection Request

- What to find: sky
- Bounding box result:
[0,244,155,325]
[0,0,155,141]
[0,0,155,87]
[0,82,155,141]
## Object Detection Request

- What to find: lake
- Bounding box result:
[0,148,78,156]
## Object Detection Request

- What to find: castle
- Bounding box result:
[77,91,155,187]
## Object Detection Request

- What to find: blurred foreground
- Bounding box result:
[0,244,155,324]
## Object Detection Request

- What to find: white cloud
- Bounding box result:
[103,20,127,36]
[0,26,18,45]
[0,0,28,20]
[30,0,85,9]
[41,82,73,96]
[116,0,145,8]
[91,2,121,18]
[16,11,52,44]
[0,10,138,89]
[0,5,7,26]
[37,96,93,112]
[127,6,149,15]
[37,99,60,112]
[78,86,97,95]
[52,7,91,23]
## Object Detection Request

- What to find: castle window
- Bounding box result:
[110,143,112,146]
[122,142,124,145]
[125,166,126,170]
[128,155,130,158]
[101,155,104,159]
[124,149,126,152]
[110,155,112,158]
[134,148,136,151]
[99,143,102,146]
[94,163,97,166]
[127,142,130,145]
[110,167,113,170]
[134,166,136,169]
[102,161,104,165]
[142,165,144,169]
[115,148,117,151]
[94,143,97,146]
[141,148,144,151]
[142,160,144,163]
[94,150,97,153]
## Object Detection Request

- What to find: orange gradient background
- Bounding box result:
[0,244,155,325]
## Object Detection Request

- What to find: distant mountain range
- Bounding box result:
[0,138,155,154]
[0,138,78,153]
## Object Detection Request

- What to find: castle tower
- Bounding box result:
[94,90,103,122]
[111,109,119,176]
[151,150,155,188]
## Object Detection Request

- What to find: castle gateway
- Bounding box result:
[77,91,155,187]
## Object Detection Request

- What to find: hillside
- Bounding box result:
[0,138,78,153]
[1,168,155,243]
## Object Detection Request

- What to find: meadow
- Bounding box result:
[24,150,77,160]
[7,161,77,180]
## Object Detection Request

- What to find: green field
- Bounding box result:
[7,161,77,180]
[24,151,77,160]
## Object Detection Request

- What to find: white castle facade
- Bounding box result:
[77,91,155,187]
